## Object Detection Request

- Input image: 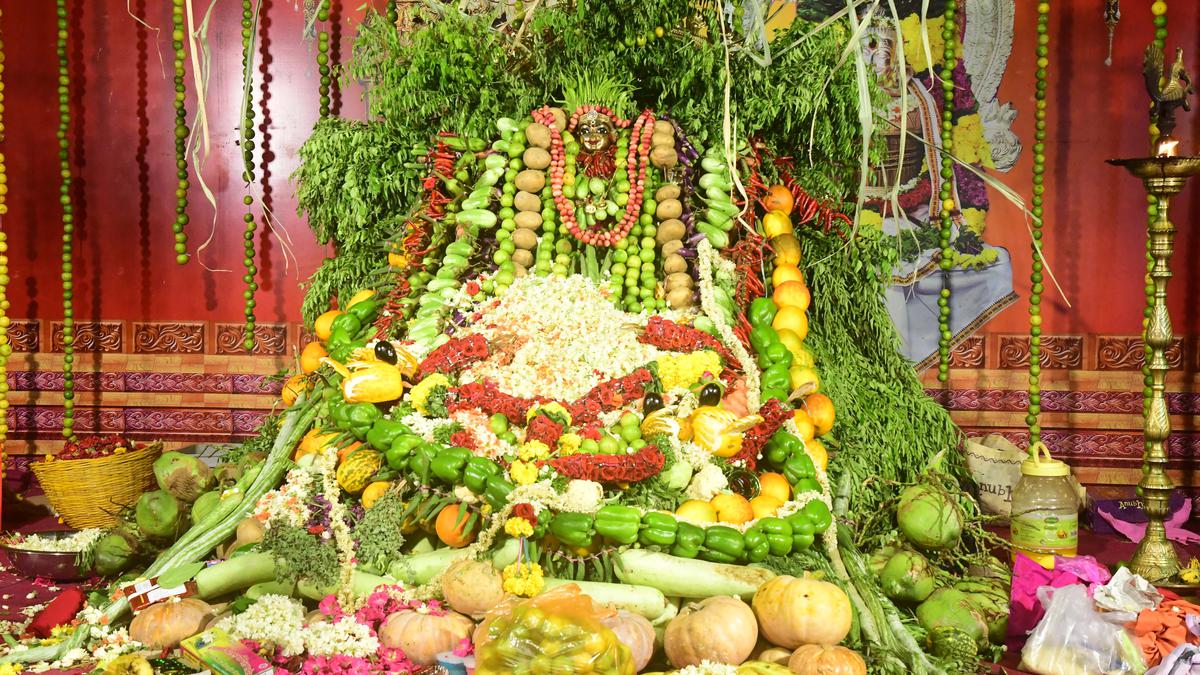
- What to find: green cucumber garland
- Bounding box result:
[56,0,76,440]
[172,0,191,264]
[935,0,957,383]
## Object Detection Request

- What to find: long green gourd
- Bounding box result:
[1,397,318,665]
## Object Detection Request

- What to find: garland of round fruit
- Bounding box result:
[0,8,7,455]
[56,0,76,440]
[171,0,191,265]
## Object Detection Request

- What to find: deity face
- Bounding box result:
[577,111,616,154]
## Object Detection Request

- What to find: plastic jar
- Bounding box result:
[1011,443,1078,568]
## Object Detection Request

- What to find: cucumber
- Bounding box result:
[697,223,729,249]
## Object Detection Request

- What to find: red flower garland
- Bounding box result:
[417,334,490,378]
[545,445,664,483]
[730,398,794,469]
[639,316,741,381]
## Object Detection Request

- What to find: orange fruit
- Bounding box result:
[777,329,806,361]
[337,441,364,464]
[300,341,328,374]
[281,373,309,407]
[772,263,804,287]
[763,185,795,215]
[676,499,718,524]
[435,504,477,548]
[362,481,392,509]
[789,366,821,394]
[806,438,829,472]
[772,281,811,312]
[772,306,809,341]
[792,410,817,441]
[805,393,836,436]
[314,310,342,341]
[294,428,337,461]
[750,495,783,519]
[710,493,755,525]
[772,233,801,267]
[762,210,794,239]
[758,472,792,503]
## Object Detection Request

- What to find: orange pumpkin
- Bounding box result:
[763,185,795,215]
[336,441,364,464]
[805,393,836,437]
[129,598,214,649]
[379,608,474,665]
[281,373,310,407]
[788,644,867,675]
[435,504,477,548]
[664,596,758,667]
[752,574,852,649]
[294,428,337,461]
[772,280,811,313]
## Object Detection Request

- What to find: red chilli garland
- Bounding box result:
[730,398,793,469]
[544,445,665,483]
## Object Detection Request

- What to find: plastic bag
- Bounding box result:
[474,583,636,675]
[1021,584,1147,675]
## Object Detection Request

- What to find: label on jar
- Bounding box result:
[1011,511,1078,554]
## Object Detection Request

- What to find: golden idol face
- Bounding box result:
[577,112,616,154]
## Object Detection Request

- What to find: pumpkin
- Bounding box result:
[752,574,852,649]
[601,609,656,672]
[379,608,475,665]
[763,185,795,215]
[737,662,795,675]
[755,646,793,665]
[281,373,310,407]
[771,233,801,267]
[336,449,382,494]
[342,363,406,403]
[295,428,337,462]
[435,504,477,548]
[664,596,758,668]
[788,644,867,675]
[361,481,392,509]
[441,559,507,619]
[129,598,214,649]
[223,517,265,558]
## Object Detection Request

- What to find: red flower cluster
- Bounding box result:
[55,435,142,461]
[448,382,540,425]
[510,503,538,528]
[525,415,564,448]
[450,430,477,451]
[639,317,741,380]
[731,399,794,469]
[545,445,665,484]
[568,368,653,424]
[417,334,490,379]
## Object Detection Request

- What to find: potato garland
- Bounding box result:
[1027,0,1049,442]
[935,0,958,384]
[171,0,191,265]
[239,0,258,351]
[56,0,76,439]
[0,8,8,451]
[316,0,331,119]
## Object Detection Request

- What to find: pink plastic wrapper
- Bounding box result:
[1008,552,1113,650]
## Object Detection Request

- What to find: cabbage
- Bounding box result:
[153,452,215,502]
[136,490,188,540]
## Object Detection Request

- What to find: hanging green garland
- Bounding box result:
[1026,1,1050,444]
[0,8,9,451]
[385,0,398,25]
[317,0,330,118]
[56,0,76,440]
[240,0,258,350]
[171,0,190,264]
[935,0,958,384]
[1143,0,1167,419]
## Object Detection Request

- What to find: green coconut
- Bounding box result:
[897,483,962,552]
[191,490,221,524]
[955,577,1011,644]
[879,549,937,604]
[916,588,989,648]
[153,452,215,503]
[94,529,139,577]
[136,490,188,540]
[868,543,899,576]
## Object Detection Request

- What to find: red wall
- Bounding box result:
[4,0,1200,338]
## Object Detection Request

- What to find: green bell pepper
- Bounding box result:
[328,339,365,363]
[462,456,500,494]
[549,512,596,550]
[409,442,441,483]
[748,298,777,327]
[761,363,792,392]
[743,526,770,563]
[431,446,471,483]
[803,499,834,534]
[367,419,411,452]
[594,505,641,545]
[532,512,552,539]
[385,434,423,471]
[761,388,788,402]
[756,517,794,556]
[347,299,380,324]
[772,431,803,455]
[484,474,515,511]
[329,312,363,340]
[749,325,780,353]
[671,522,705,559]
[763,441,789,468]
[701,525,746,564]
[639,512,678,548]
[794,477,823,495]
[764,342,793,369]
[783,451,816,485]
[787,510,816,551]
[345,403,382,440]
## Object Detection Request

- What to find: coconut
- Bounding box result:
[94,529,140,576]
[153,452,215,503]
[916,588,989,648]
[897,483,962,551]
[955,577,1010,644]
[879,549,937,604]
[136,490,188,540]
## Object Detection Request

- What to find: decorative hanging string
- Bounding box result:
[1143,1,1167,423]
[935,0,957,384]
[0,8,10,455]
[172,0,191,264]
[316,0,330,118]
[1104,0,1119,66]
[239,0,263,351]
[1027,1,1050,444]
[187,0,229,273]
[56,0,76,441]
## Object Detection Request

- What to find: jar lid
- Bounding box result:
[1022,442,1070,477]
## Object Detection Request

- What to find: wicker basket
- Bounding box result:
[32,442,163,529]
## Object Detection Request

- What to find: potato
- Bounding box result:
[548,107,567,132]
[512,228,538,250]
[656,199,683,221]
[656,184,681,202]
[523,147,551,170]
[513,262,527,277]
[511,249,534,268]
[653,120,675,136]
[662,240,685,257]
[514,170,546,193]
[514,211,543,230]
[525,123,552,149]
[666,272,693,289]
[667,287,693,309]
[650,145,678,169]
[651,132,675,148]
[514,191,541,213]
[656,219,686,245]
[663,254,688,275]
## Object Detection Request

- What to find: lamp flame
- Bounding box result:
[1157,137,1180,157]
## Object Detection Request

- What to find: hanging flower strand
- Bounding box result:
[1027,1,1050,444]
[171,0,191,264]
[239,0,258,351]
[56,0,76,440]
[316,0,331,118]
[935,0,958,384]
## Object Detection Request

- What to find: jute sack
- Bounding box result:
[964,434,1025,519]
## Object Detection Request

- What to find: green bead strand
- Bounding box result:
[240,0,257,351]
[316,0,330,118]
[0,9,10,453]
[935,0,957,384]
[1026,0,1050,444]
[385,0,398,25]
[172,0,191,264]
[56,0,75,440]
[1143,0,1166,421]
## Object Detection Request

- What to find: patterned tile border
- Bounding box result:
[926,388,1200,415]
[9,319,308,356]
[8,371,283,395]
[6,406,272,439]
[961,427,1200,466]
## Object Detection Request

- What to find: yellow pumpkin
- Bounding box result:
[361,481,392,509]
[788,645,867,675]
[772,233,802,267]
[664,596,758,668]
[294,428,337,461]
[129,598,214,649]
[762,210,794,239]
[602,609,656,672]
[342,363,406,403]
[441,559,507,619]
[281,373,310,407]
[752,574,853,649]
[379,608,474,666]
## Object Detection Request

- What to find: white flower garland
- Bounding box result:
[303,617,380,657]
[218,594,307,657]
[317,452,359,609]
[696,239,760,412]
